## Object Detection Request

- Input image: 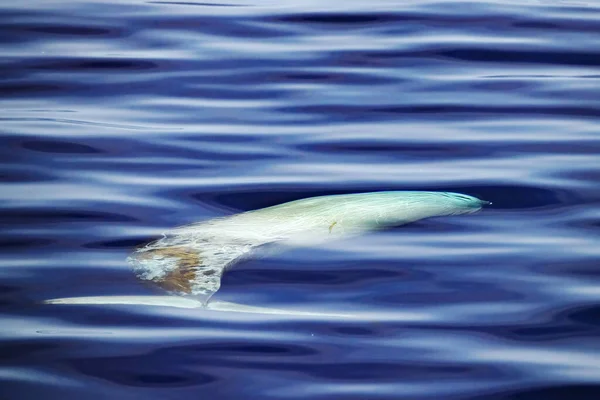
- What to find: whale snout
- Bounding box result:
[442,192,491,207]
[439,192,491,215]
[467,197,492,210]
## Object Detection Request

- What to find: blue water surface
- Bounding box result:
[1,0,600,399]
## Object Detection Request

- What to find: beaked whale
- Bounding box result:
[44,191,490,316]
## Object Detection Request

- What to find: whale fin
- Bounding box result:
[128,241,252,302]
[128,246,226,302]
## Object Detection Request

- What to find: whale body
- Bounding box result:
[126,191,489,305]
[44,191,489,314]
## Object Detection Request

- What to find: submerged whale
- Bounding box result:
[45,191,489,315]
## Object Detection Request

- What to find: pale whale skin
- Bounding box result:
[45,191,489,314]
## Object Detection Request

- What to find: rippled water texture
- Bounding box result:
[2,0,600,399]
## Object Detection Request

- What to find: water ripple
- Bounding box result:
[1,0,600,399]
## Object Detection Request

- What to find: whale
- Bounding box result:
[44,191,489,316]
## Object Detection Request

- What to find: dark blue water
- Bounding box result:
[2,0,600,399]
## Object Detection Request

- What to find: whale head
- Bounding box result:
[429,191,490,216]
[378,191,490,223]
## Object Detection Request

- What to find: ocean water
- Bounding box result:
[1,0,600,399]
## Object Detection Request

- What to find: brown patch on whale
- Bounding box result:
[328,221,337,233]
[135,247,201,294]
